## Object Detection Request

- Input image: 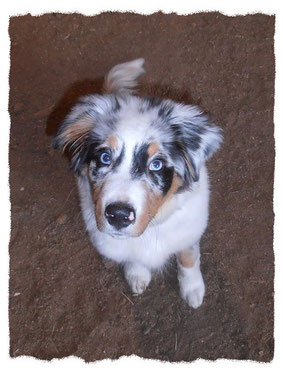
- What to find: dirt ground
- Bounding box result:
[8,12,275,362]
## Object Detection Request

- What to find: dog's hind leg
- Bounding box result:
[124,262,151,295]
[177,242,205,309]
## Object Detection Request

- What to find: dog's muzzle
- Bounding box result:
[105,202,136,230]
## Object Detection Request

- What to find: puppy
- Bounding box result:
[53,58,222,308]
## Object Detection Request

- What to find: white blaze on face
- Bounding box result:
[101,170,146,212]
[96,135,147,236]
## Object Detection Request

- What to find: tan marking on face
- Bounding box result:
[177,251,196,268]
[92,183,105,231]
[107,135,119,150]
[133,173,182,236]
[58,115,93,154]
[163,173,182,203]
[147,142,160,158]
[133,189,163,236]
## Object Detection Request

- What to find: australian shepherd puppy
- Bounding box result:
[53,58,222,308]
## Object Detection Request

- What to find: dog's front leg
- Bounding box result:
[124,262,152,295]
[177,242,205,309]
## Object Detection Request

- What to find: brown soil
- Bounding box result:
[8,12,275,362]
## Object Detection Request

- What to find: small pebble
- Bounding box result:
[20,187,24,191]
[56,213,67,225]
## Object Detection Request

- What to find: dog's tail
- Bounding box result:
[103,58,145,95]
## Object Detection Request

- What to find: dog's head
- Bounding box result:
[54,59,222,238]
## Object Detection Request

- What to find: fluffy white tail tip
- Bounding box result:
[103,58,145,95]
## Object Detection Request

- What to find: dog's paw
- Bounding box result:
[124,263,151,294]
[180,280,205,309]
[128,275,151,294]
[178,270,205,309]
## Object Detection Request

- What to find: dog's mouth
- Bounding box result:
[107,231,132,239]
[97,223,141,239]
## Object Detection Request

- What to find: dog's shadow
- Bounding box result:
[45,78,200,138]
[46,77,104,137]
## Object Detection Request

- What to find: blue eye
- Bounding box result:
[100,152,112,165]
[149,159,163,171]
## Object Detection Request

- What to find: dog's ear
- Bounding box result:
[53,102,96,174]
[171,105,223,184]
[53,94,122,174]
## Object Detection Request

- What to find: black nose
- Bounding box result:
[105,202,136,230]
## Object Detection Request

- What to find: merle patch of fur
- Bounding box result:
[114,96,121,111]
[149,163,174,195]
[146,97,163,109]
[71,139,104,174]
[131,143,174,195]
[131,143,149,178]
[171,121,205,151]
[158,103,174,120]
[112,144,125,171]
[162,141,197,186]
